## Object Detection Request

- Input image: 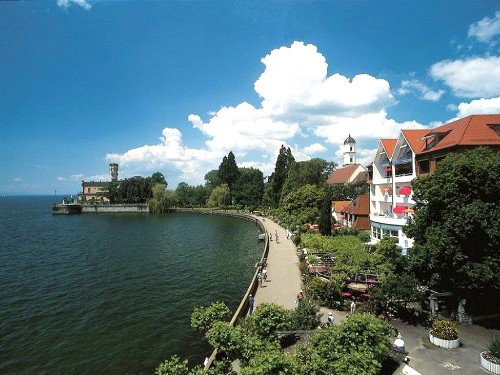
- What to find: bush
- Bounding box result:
[357,231,371,243]
[490,336,500,359]
[431,319,459,340]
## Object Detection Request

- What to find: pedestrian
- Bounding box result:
[262,267,268,282]
[394,333,405,352]
[248,294,254,315]
[296,290,305,304]
[269,233,273,241]
[257,271,263,287]
[327,312,335,326]
[350,300,356,314]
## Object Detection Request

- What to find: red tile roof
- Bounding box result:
[418,114,500,155]
[343,194,370,215]
[327,164,362,184]
[352,216,370,230]
[401,129,429,154]
[331,200,351,212]
[380,139,397,158]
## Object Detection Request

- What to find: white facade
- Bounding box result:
[370,135,417,252]
[343,134,356,165]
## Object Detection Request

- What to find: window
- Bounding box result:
[435,155,446,164]
[350,157,353,163]
[372,225,381,239]
[418,159,430,174]
[350,146,353,151]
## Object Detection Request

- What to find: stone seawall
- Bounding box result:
[81,204,149,213]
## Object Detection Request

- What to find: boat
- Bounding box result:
[258,233,266,241]
[52,198,82,215]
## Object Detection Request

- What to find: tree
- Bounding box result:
[279,184,326,228]
[318,193,332,236]
[232,167,264,209]
[208,184,231,207]
[150,172,167,186]
[204,169,221,189]
[149,183,178,213]
[269,145,295,207]
[280,158,328,199]
[218,151,240,198]
[406,148,500,307]
[175,182,190,207]
[191,301,232,335]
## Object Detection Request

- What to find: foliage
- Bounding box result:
[278,184,326,228]
[205,321,240,357]
[305,313,391,375]
[105,181,119,203]
[431,319,459,340]
[155,355,190,375]
[149,183,178,213]
[357,231,371,243]
[150,172,167,186]
[232,167,264,209]
[218,151,240,197]
[306,277,340,307]
[204,169,221,189]
[241,349,295,375]
[175,182,211,207]
[207,184,231,207]
[318,193,332,236]
[267,145,295,207]
[245,303,293,340]
[371,273,421,306]
[326,181,369,202]
[280,158,329,199]
[406,148,500,300]
[190,301,231,335]
[110,175,153,203]
[490,336,500,359]
[290,298,321,330]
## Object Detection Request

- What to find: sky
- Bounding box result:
[1,0,500,195]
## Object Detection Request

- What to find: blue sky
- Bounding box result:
[1,0,500,195]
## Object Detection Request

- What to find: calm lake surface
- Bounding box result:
[0,196,263,374]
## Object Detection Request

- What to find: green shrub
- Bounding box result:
[357,231,371,243]
[432,319,459,340]
[490,336,500,359]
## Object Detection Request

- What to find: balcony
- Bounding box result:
[370,213,407,226]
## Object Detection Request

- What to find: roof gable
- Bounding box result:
[327,164,364,184]
[380,139,397,158]
[419,114,500,154]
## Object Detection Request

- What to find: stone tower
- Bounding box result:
[109,163,119,182]
[343,134,356,165]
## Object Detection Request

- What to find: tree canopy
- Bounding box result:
[232,167,264,209]
[267,145,295,207]
[406,148,500,303]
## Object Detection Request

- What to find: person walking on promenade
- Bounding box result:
[269,233,273,241]
[262,267,268,283]
[275,230,279,243]
[327,312,335,326]
[248,294,254,315]
[257,271,263,287]
[296,290,305,305]
[350,300,356,314]
[394,333,405,352]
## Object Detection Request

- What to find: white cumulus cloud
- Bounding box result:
[451,96,500,119]
[57,0,91,10]
[398,79,444,101]
[430,56,500,98]
[468,11,500,43]
[107,41,423,185]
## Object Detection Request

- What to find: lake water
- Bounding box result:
[0,196,263,374]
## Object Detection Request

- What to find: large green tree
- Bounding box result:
[406,148,500,307]
[218,151,240,198]
[280,158,329,200]
[232,167,264,209]
[208,184,231,207]
[279,184,326,228]
[267,145,295,207]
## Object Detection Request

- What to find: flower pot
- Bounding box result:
[481,351,500,374]
[429,330,460,349]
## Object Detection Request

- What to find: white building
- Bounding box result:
[369,130,428,252]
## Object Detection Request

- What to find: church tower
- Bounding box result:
[343,134,356,165]
[109,163,119,182]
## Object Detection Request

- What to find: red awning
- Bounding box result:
[399,185,412,196]
[393,205,407,214]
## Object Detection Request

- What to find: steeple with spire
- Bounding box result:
[343,133,356,165]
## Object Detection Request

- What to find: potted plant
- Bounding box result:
[481,337,500,374]
[429,319,460,349]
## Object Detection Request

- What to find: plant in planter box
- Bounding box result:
[432,319,459,340]
[485,337,500,364]
[481,336,500,374]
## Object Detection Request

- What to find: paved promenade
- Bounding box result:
[253,218,303,310]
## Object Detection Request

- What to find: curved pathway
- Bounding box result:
[253,218,303,310]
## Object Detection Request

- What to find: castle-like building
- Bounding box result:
[78,163,118,203]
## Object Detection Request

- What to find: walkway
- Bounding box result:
[253,218,303,310]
